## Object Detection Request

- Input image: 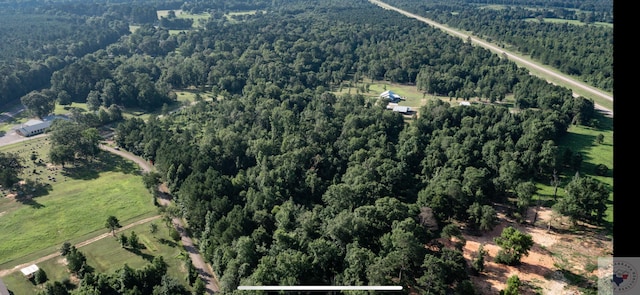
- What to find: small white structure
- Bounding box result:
[459,101,471,106]
[380,90,402,102]
[20,264,39,278]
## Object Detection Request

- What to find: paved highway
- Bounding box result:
[369,0,613,117]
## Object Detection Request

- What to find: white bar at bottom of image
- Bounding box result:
[238,286,403,291]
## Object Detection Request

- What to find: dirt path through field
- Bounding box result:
[0,215,161,277]
[1,142,219,294]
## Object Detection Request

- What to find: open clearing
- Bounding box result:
[463,207,612,294]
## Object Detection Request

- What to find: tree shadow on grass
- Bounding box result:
[157,237,179,248]
[126,247,155,262]
[61,151,141,180]
[559,268,597,291]
[12,179,52,208]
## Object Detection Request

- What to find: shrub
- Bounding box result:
[170,228,181,241]
[595,164,608,176]
[34,268,48,284]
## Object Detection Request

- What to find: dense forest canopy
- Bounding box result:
[0,10,129,106]
[106,0,601,292]
[1,0,612,293]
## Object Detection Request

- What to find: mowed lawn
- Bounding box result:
[0,138,156,265]
[557,118,614,223]
[1,220,189,294]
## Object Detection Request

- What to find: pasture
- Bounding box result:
[0,219,190,294]
[0,137,157,266]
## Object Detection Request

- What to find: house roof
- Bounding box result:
[380,90,402,100]
[20,264,39,276]
[392,106,411,113]
[17,120,52,135]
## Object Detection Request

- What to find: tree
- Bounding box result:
[0,152,23,188]
[553,172,609,224]
[152,274,190,295]
[41,281,69,295]
[21,90,55,118]
[119,233,129,248]
[106,216,121,236]
[60,242,72,256]
[500,275,521,295]
[34,268,48,284]
[595,164,608,176]
[128,231,139,249]
[57,90,72,106]
[48,120,101,165]
[494,226,534,265]
[149,223,158,234]
[66,246,88,275]
[471,244,486,275]
[193,277,207,295]
[467,202,498,233]
[515,181,536,214]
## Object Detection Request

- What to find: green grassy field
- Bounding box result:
[157,9,210,28]
[0,137,157,266]
[0,219,190,294]
[524,17,613,28]
[0,108,30,133]
[333,80,478,111]
[225,10,263,22]
[557,116,614,222]
[533,113,613,233]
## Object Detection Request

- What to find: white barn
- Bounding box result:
[16,119,52,137]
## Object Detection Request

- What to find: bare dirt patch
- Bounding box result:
[463,206,612,294]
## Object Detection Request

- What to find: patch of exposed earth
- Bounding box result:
[462,206,613,295]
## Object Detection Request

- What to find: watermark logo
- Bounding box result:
[599,257,640,294]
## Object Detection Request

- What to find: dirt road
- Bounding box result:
[369,0,613,117]
[100,144,220,293]
[100,144,154,172]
